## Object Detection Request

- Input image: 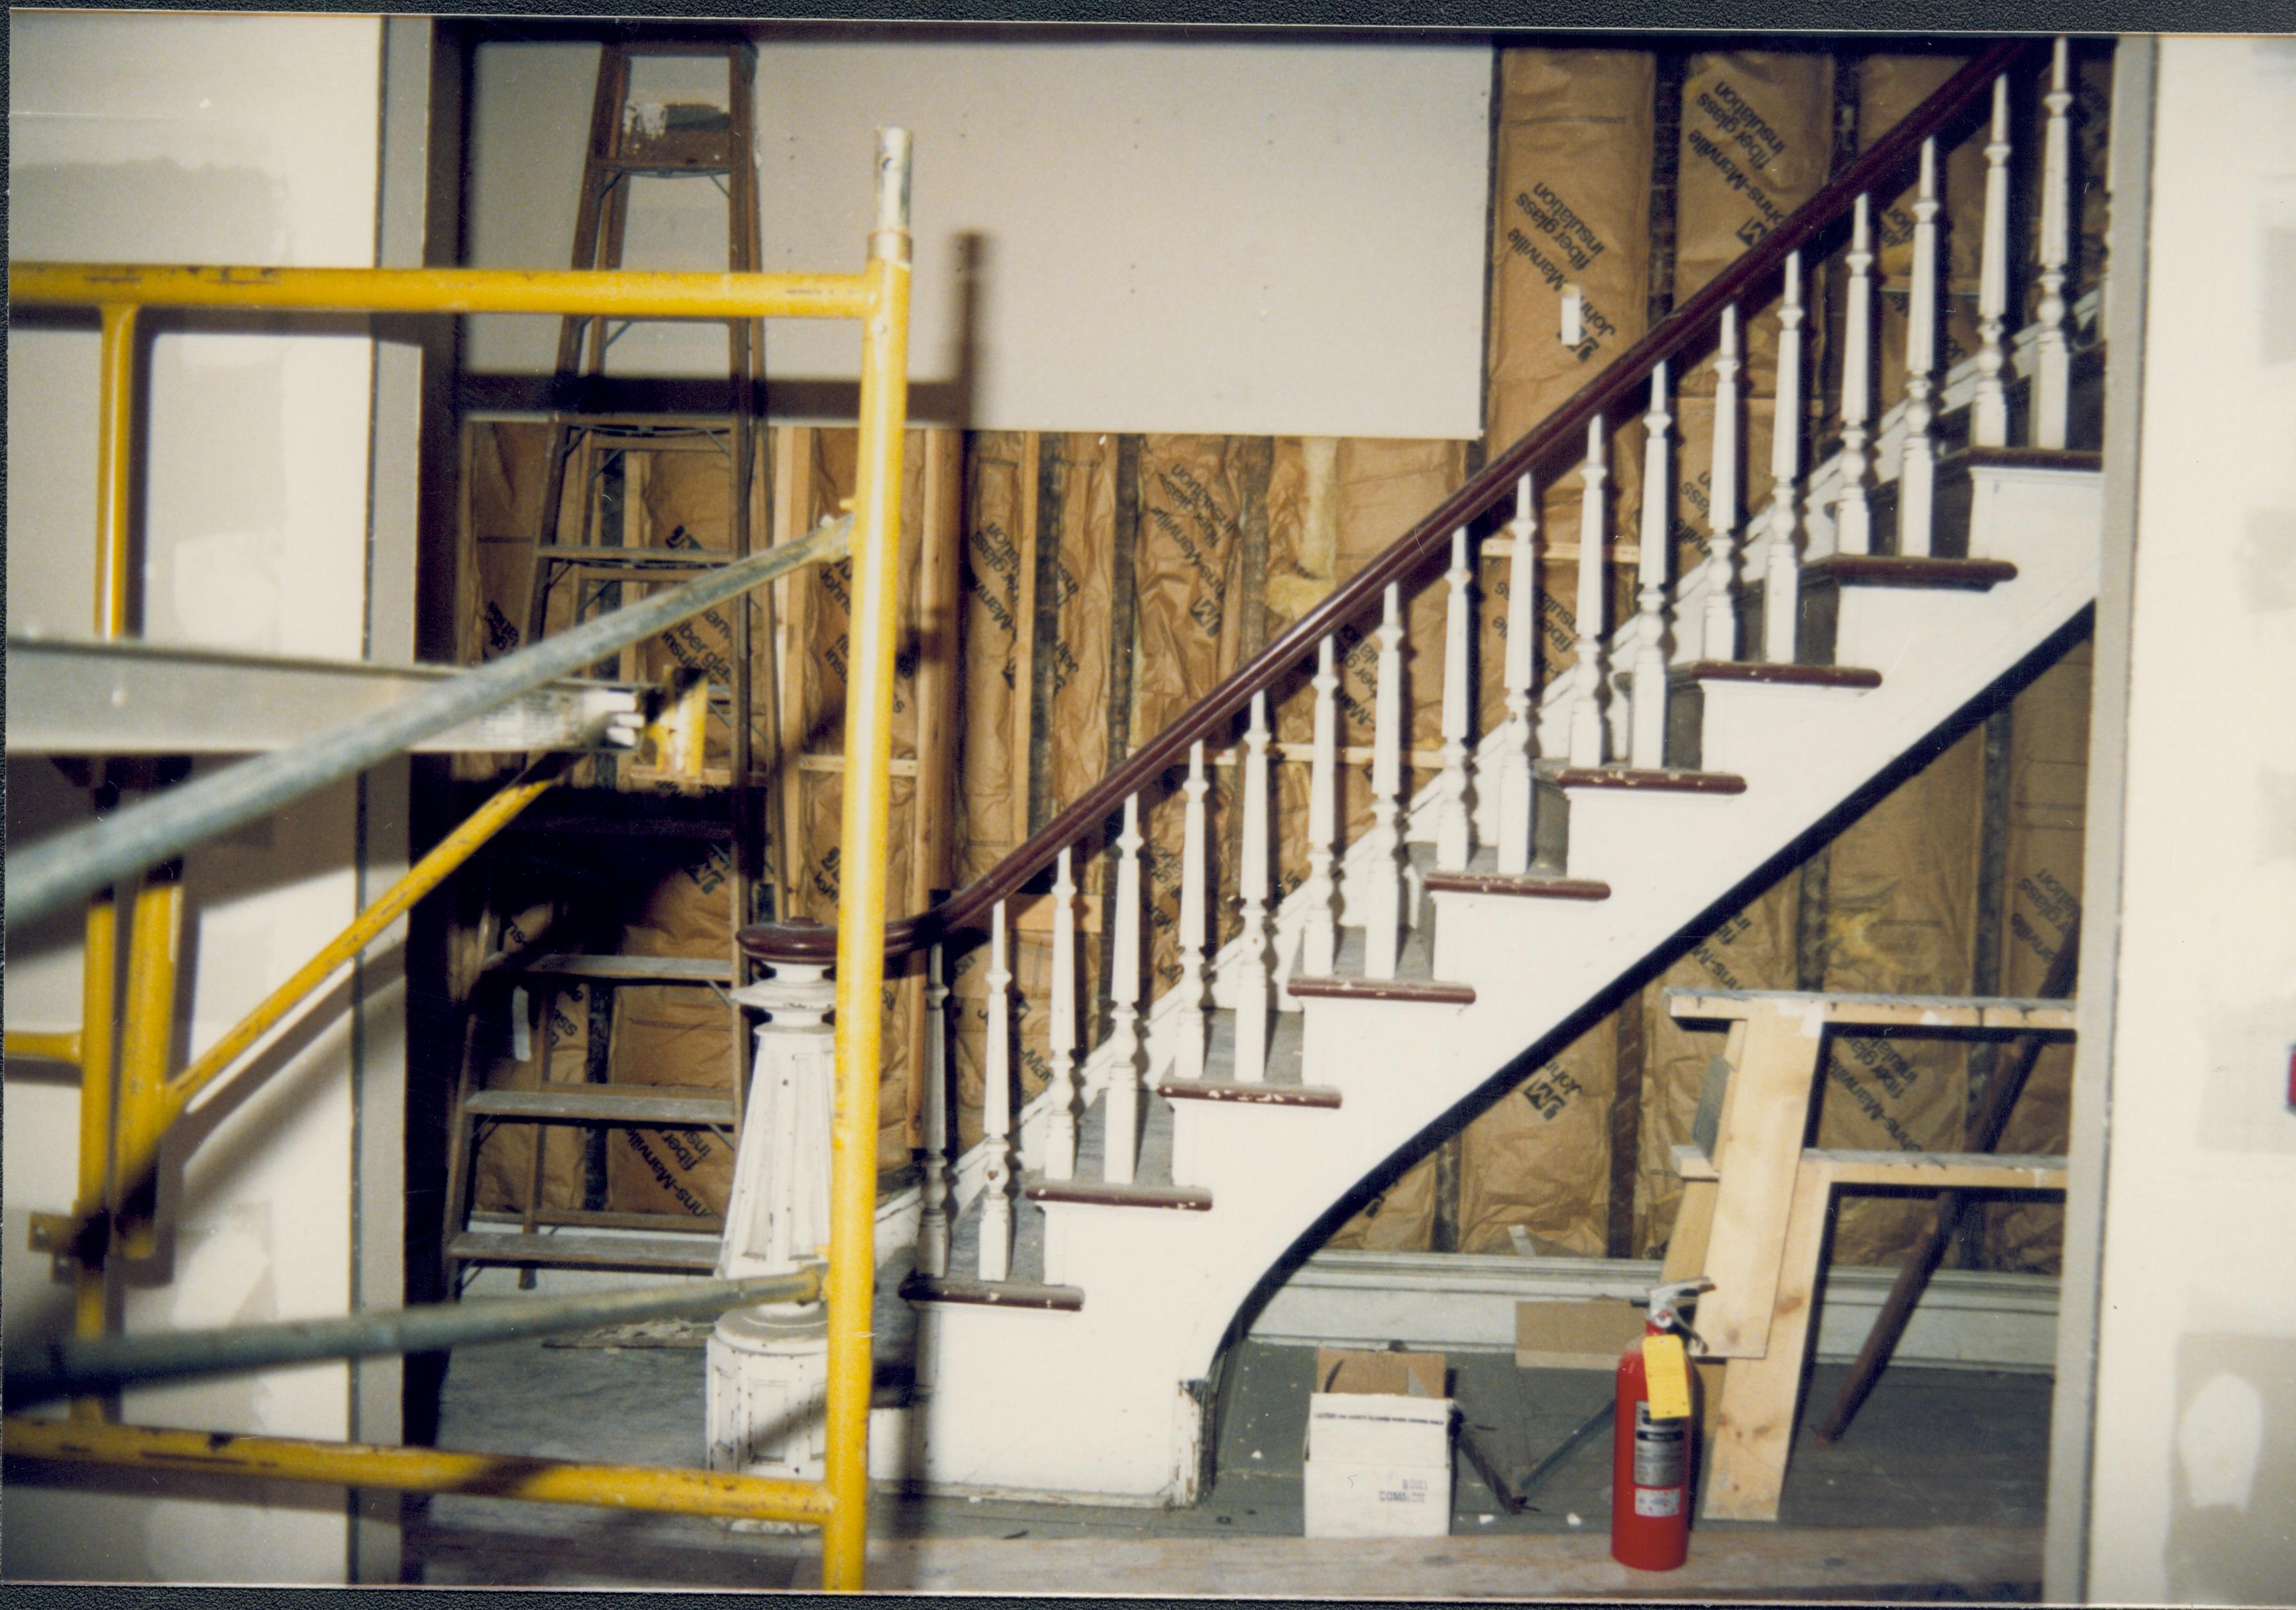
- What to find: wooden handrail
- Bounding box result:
[743,36,2040,968]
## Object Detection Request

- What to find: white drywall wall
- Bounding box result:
[3,12,387,1585]
[2082,34,2296,1604]
[462,33,1492,436]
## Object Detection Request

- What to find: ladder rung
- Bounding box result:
[464,1086,737,1127]
[598,156,736,175]
[483,952,735,983]
[446,1229,720,1274]
[535,546,733,568]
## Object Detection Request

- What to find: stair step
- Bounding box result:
[1802,554,2018,589]
[1551,766,1748,795]
[1671,661,1882,689]
[463,1086,736,1127]
[1156,1078,1341,1109]
[446,1229,720,1274]
[900,1273,1084,1311]
[1024,1180,1213,1211]
[1287,976,1475,1005]
[1420,871,1611,901]
[481,952,735,984]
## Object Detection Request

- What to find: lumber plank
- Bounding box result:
[1673,1144,2067,1192]
[1666,988,2074,1033]
[1704,1158,1832,1521]
[1692,1001,1824,1359]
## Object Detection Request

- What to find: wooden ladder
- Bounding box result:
[1659,988,2074,1521]
[448,34,777,1286]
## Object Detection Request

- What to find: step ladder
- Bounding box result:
[446,33,778,1285]
[1658,987,2075,1521]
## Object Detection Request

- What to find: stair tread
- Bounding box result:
[482,952,735,983]
[446,1229,720,1272]
[463,1086,735,1125]
[1671,661,1882,689]
[1550,765,1749,795]
[1803,554,2017,589]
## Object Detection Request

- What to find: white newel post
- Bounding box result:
[1973,74,2012,449]
[1302,638,1341,973]
[1044,848,1078,1181]
[978,901,1016,1280]
[1703,307,1741,662]
[1106,793,1145,1119]
[2034,36,2073,450]
[707,961,836,1515]
[1364,583,1406,980]
[1496,474,1539,874]
[917,943,952,1278]
[1174,740,1211,1087]
[1568,417,1609,766]
[1434,528,1475,871]
[1630,362,1673,770]
[1763,251,1806,666]
[1234,692,1273,1082]
[1899,138,1941,558]
[1836,194,1875,557]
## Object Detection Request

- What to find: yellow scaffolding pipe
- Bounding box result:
[4,1417,836,1529]
[7,128,915,1590]
[5,1031,83,1064]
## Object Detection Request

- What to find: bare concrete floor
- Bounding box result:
[403,1333,2050,1594]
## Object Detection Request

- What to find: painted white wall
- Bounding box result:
[2083,34,2296,1605]
[3,12,390,1585]
[462,33,1492,436]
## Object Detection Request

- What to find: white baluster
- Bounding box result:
[1568,417,1609,766]
[1703,307,1742,662]
[1174,740,1211,1088]
[1764,251,1806,665]
[1973,74,2012,449]
[1106,792,1145,1132]
[1631,362,1674,770]
[1043,848,1078,1180]
[1496,474,1539,874]
[2034,37,2073,449]
[917,944,953,1278]
[1899,138,1941,558]
[979,902,1014,1282]
[1836,195,1875,556]
[1364,583,1406,980]
[1234,692,1272,1083]
[1302,639,1341,974]
[1434,528,1476,870]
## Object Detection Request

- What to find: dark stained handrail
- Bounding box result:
[745,37,2040,967]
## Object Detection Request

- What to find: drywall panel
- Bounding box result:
[2081,34,2296,1605]
[462,34,1490,437]
[2,11,386,1585]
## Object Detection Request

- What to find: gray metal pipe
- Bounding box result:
[5,1263,823,1409]
[6,516,851,930]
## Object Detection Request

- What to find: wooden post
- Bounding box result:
[1302,638,1341,972]
[1434,529,1476,870]
[978,901,1015,1282]
[1569,419,1608,766]
[1364,583,1406,980]
[1496,475,1539,874]
[1973,75,2012,448]
[905,430,963,1148]
[1763,253,1806,666]
[1702,309,1741,662]
[1899,142,1941,558]
[1234,693,1272,1083]
[1630,363,1673,770]
[1174,741,1212,1084]
[1835,195,1874,557]
[2034,38,2073,449]
[772,425,815,911]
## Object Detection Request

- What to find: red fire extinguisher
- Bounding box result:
[1611,1278,1711,1571]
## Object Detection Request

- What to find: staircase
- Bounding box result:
[743,38,2104,1505]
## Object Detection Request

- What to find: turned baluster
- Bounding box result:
[1434,528,1476,871]
[1496,474,1539,874]
[1973,74,2012,448]
[1364,582,1406,980]
[1630,362,1674,770]
[1104,792,1145,1152]
[2034,36,2073,449]
[1301,638,1341,975]
[1836,195,1875,556]
[1899,138,1942,558]
[978,901,1015,1283]
[1703,306,1742,662]
[1763,251,1806,665]
[1234,692,1273,1083]
[1173,740,1211,1087]
[1043,847,1078,1181]
[917,943,953,1278]
[1568,417,1609,766]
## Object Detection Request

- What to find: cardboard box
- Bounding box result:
[1514,1298,1647,1370]
[1302,1348,1453,1538]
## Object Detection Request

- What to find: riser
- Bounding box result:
[909,470,2102,1505]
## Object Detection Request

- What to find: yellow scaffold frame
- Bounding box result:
[3,130,914,1593]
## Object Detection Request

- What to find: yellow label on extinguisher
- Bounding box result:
[1642,1333,1692,1421]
